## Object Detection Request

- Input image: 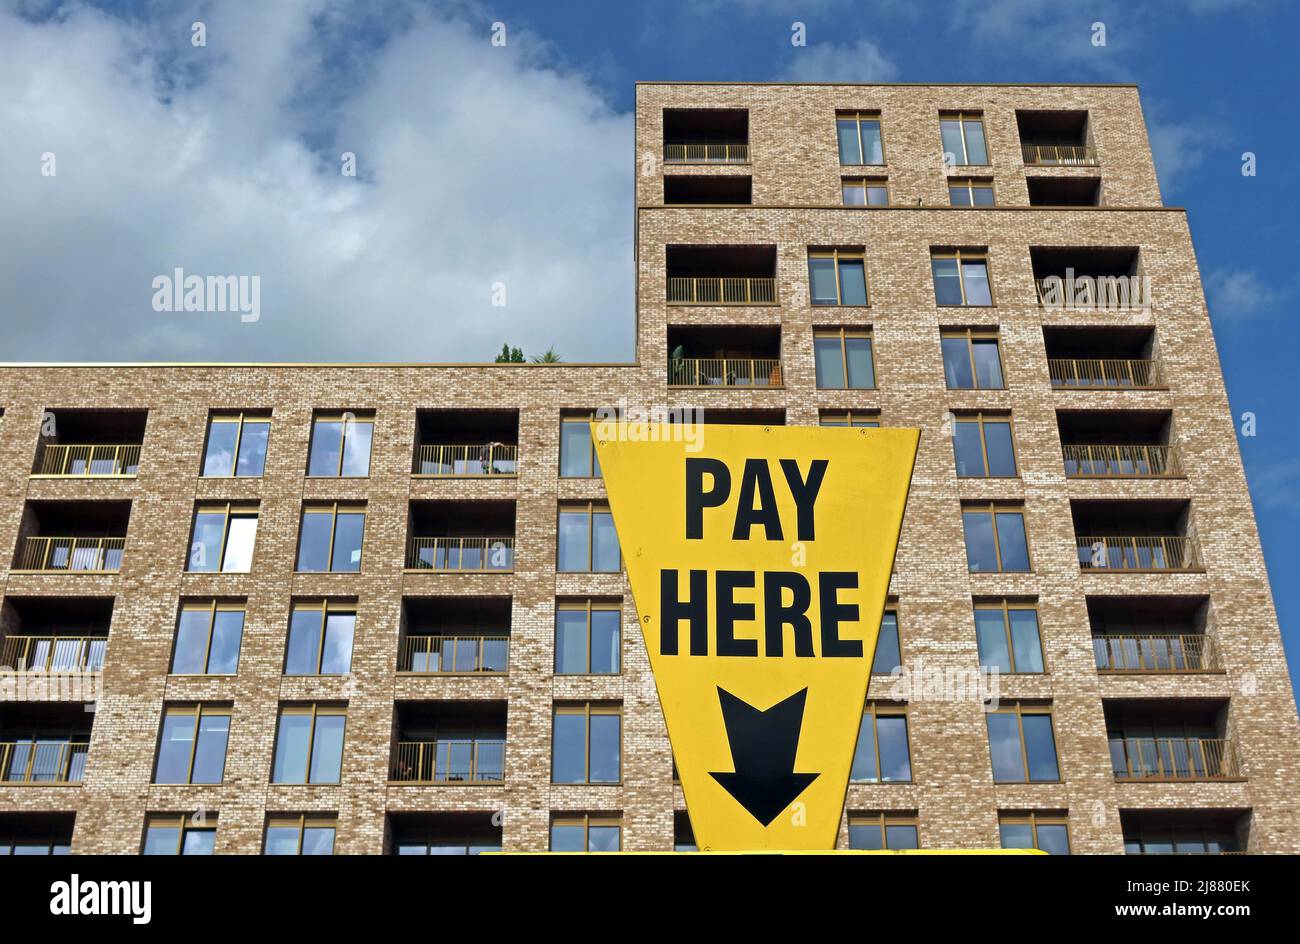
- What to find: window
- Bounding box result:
[272,705,346,784]
[550,814,621,852]
[952,412,1017,477]
[264,815,336,856]
[836,111,884,165]
[931,250,992,306]
[821,410,881,428]
[201,412,269,477]
[948,178,995,206]
[872,610,902,674]
[1000,813,1070,854]
[962,503,1031,573]
[0,826,71,855]
[975,602,1044,674]
[560,415,602,478]
[188,503,258,572]
[1123,826,1239,855]
[851,704,911,782]
[814,329,875,390]
[842,177,889,206]
[285,601,355,675]
[941,329,1004,389]
[296,503,365,572]
[154,705,230,784]
[555,601,621,675]
[848,813,919,850]
[557,502,620,573]
[940,112,988,165]
[142,815,216,855]
[171,601,244,675]
[552,703,621,784]
[987,705,1060,782]
[393,827,502,855]
[807,250,868,306]
[307,412,373,477]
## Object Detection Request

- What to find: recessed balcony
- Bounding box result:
[397,597,510,674]
[666,325,782,388]
[1032,247,1147,309]
[389,702,506,785]
[1059,410,1180,478]
[0,704,92,785]
[1017,110,1097,165]
[1121,809,1249,855]
[413,409,518,477]
[30,409,146,478]
[1106,699,1240,782]
[405,501,515,572]
[387,812,502,855]
[663,108,748,164]
[666,245,777,305]
[0,597,112,673]
[1073,500,1202,572]
[1045,327,1162,390]
[1089,595,1218,673]
[11,501,130,573]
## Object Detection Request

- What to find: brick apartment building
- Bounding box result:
[1,82,1297,855]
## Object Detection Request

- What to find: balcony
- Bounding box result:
[1022,143,1097,165]
[0,598,112,675]
[1074,500,1202,572]
[1017,110,1097,165]
[1090,595,1217,673]
[1032,248,1147,309]
[666,245,777,305]
[30,409,146,478]
[1027,176,1102,206]
[1107,700,1240,781]
[667,326,782,387]
[11,501,130,573]
[397,597,509,674]
[1045,327,1162,389]
[1121,810,1249,855]
[0,705,92,784]
[389,702,506,784]
[0,813,75,854]
[387,812,502,855]
[663,108,748,164]
[413,409,518,477]
[664,175,752,205]
[405,501,515,572]
[1059,411,1179,478]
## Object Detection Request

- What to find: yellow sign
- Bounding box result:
[596,423,919,851]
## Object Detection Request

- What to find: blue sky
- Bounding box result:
[3,0,1298,691]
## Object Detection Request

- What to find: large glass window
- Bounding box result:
[557,503,620,573]
[820,410,881,428]
[188,504,258,573]
[285,601,355,675]
[271,705,346,784]
[201,413,270,477]
[871,610,902,674]
[841,176,889,206]
[171,602,244,675]
[307,413,373,477]
[963,504,1031,573]
[1000,813,1070,854]
[940,112,988,165]
[142,815,216,855]
[552,703,621,784]
[931,251,992,306]
[975,603,1044,674]
[393,827,502,855]
[555,601,621,675]
[836,111,885,165]
[559,415,602,478]
[550,815,621,852]
[154,705,230,784]
[808,250,868,306]
[264,815,336,855]
[948,177,995,206]
[941,330,1003,389]
[296,503,365,572]
[952,412,1017,477]
[814,329,875,390]
[848,814,919,850]
[987,705,1060,782]
[851,705,912,782]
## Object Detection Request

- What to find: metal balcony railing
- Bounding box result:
[405,537,514,572]
[663,142,748,164]
[0,635,107,671]
[666,276,777,304]
[1077,535,1201,571]
[1110,737,1240,781]
[1093,634,1217,673]
[1022,143,1098,165]
[0,741,89,784]
[34,444,141,477]
[15,536,125,572]
[1048,358,1161,389]
[397,634,509,674]
[1063,444,1180,478]
[413,444,518,477]
[667,357,783,387]
[390,739,506,784]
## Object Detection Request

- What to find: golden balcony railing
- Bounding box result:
[390,739,505,784]
[398,634,509,674]
[663,142,749,163]
[1035,276,1149,308]
[413,443,518,477]
[0,635,107,671]
[667,276,777,304]
[668,357,783,387]
[1048,358,1161,389]
[15,536,125,573]
[1022,143,1098,165]
[34,443,141,477]
[405,536,514,572]
[1094,634,1217,673]
[1110,737,1240,781]
[1077,535,1201,571]
[1063,444,1180,478]
[0,741,89,784]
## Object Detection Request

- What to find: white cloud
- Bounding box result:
[1249,458,1300,518]
[1146,117,1221,197]
[780,38,899,83]
[0,0,634,362]
[1206,268,1282,320]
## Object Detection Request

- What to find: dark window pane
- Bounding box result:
[860,121,883,164]
[987,713,1025,782]
[587,825,620,851]
[263,827,300,855]
[589,714,621,783]
[340,422,373,477]
[963,121,988,165]
[972,186,995,206]
[871,612,901,674]
[189,512,225,572]
[301,827,335,855]
[285,609,323,675]
[808,257,839,305]
[272,714,312,783]
[560,422,594,477]
[592,512,620,571]
[961,260,992,305]
[842,183,866,206]
[182,830,215,855]
[550,824,585,852]
[999,823,1034,849]
[983,422,1017,476]
[975,609,1011,672]
[848,823,884,850]
[885,824,918,849]
[172,610,212,674]
[940,120,965,163]
[309,715,345,783]
[963,511,998,572]
[202,423,239,476]
[155,712,197,783]
[296,512,333,572]
[321,613,355,674]
[814,336,845,388]
[876,715,911,782]
[971,339,1003,388]
[590,610,621,674]
[555,609,588,674]
[557,511,589,572]
[995,512,1031,571]
[1009,609,1044,673]
[142,826,180,855]
[551,713,586,783]
[308,421,342,476]
[1022,714,1059,781]
[207,611,244,674]
[836,119,861,164]
[838,260,868,305]
[844,337,874,388]
[330,512,365,571]
[953,422,986,477]
[949,186,972,206]
[1037,824,1070,854]
[942,337,975,388]
[235,421,269,476]
[866,185,889,206]
[192,714,229,784]
[850,715,878,781]
[932,257,963,305]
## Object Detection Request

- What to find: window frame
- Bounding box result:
[962,501,1033,573]
[306,411,374,478]
[549,813,622,852]
[555,600,623,676]
[807,249,870,307]
[820,409,882,428]
[835,110,886,166]
[940,111,989,166]
[987,703,1060,783]
[200,411,271,478]
[813,327,876,390]
[974,600,1046,674]
[295,501,366,573]
[947,177,996,206]
[847,812,920,850]
[271,703,348,785]
[841,176,890,207]
[999,812,1071,854]
[559,414,602,478]
[871,608,902,675]
[556,501,621,573]
[153,703,231,785]
[284,599,357,676]
[941,328,1004,390]
[952,411,1019,478]
[852,702,912,784]
[170,600,245,676]
[188,502,258,573]
[263,814,337,856]
[931,250,994,307]
[551,702,622,785]
[142,814,217,855]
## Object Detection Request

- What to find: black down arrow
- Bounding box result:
[709,687,820,826]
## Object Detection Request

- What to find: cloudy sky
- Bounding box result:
[4,0,1300,682]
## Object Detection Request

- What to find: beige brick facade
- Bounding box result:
[0,82,1297,854]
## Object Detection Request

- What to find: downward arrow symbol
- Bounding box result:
[709,687,820,827]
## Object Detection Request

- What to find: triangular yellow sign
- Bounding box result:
[596,423,919,850]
